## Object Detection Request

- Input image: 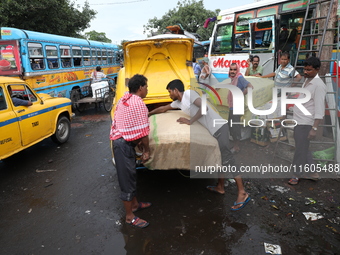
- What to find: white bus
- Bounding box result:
[208,0,323,86]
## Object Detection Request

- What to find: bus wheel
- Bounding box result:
[70,89,80,111]
[76,102,86,112]
[103,92,113,112]
[51,116,71,144]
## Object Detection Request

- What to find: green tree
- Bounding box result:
[0,0,96,38]
[119,40,130,50]
[143,0,219,41]
[85,31,112,43]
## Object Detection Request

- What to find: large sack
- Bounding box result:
[144,110,221,170]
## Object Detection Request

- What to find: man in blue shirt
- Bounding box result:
[228,63,253,153]
[192,57,201,81]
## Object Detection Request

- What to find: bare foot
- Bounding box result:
[206,185,225,195]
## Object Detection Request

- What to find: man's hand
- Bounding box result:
[177,117,190,125]
[142,151,150,163]
[308,129,317,140]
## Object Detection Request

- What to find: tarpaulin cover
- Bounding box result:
[144,110,221,170]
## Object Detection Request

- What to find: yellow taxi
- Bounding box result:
[0,76,73,160]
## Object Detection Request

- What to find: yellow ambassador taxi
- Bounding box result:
[0,76,73,160]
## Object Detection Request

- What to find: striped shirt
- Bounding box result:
[274,63,299,87]
[110,93,150,141]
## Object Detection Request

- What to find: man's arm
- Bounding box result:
[308,119,322,140]
[261,72,275,78]
[243,82,254,95]
[139,135,150,163]
[177,97,203,125]
[148,104,175,117]
[12,97,33,107]
[245,67,250,76]
[291,73,302,87]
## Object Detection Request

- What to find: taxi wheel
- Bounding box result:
[51,116,71,144]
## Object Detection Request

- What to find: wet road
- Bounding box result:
[0,108,339,255]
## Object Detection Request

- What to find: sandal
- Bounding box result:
[126,216,149,229]
[288,177,299,185]
[132,202,152,213]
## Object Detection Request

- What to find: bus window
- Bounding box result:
[83,47,91,66]
[72,46,82,67]
[257,6,277,17]
[107,50,113,64]
[235,11,254,33]
[102,49,107,65]
[193,44,206,59]
[60,45,72,68]
[249,17,274,53]
[97,48,102,65]
[46,45,59,69]
[235,32,250,52]
[91,48,97,65]
[212,23,233,54]
[28,42,45,70]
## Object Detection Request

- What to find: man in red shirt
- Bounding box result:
[110,74,151,228]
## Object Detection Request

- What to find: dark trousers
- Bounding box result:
[228,109,242,142]
[113,137,137,201]
[292,125,314,176]
[213,124,238,177]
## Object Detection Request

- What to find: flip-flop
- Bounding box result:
[288,177,299,185]
[126,216,149,229]
[231,196,251,211]
[132,202,152,213]
[206,185,225,195]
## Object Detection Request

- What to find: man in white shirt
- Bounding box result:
[288,57,327,185]
[149,79,250,211]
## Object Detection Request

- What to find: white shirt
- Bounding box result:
[91,71,106,83]
[170,90,222,135]
[293,74,327,125]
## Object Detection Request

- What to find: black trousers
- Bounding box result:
[213,124,238,177]
[113,137,137,201]
[292,125,314,176]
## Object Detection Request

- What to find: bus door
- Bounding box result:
[248,15,276,74]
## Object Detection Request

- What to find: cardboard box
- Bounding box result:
[250,126,270,146]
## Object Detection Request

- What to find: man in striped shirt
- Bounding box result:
[110,74,151,228]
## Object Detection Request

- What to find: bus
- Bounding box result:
[208,0,338,86]
[193,40,210,61]
[0,27,121,102]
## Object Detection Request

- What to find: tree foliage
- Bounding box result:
[143,0,219,41]
[119,40,130,50]
[0,0,96,38]
[85,31,112,43]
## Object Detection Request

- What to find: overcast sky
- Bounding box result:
[75,0,255,44]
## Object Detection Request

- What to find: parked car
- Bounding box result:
[0,76,73,160]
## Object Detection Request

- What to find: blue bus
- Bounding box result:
[0,27,120,101]
[193,40,210,62]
